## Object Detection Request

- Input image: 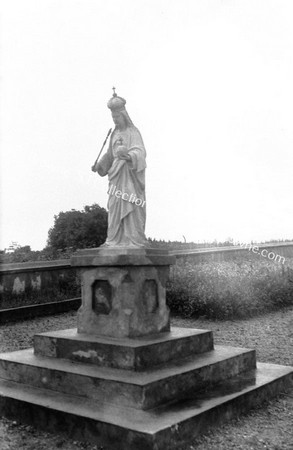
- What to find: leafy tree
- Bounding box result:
[1,245,33,263]
[47,204,108,251]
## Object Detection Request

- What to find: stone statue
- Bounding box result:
[92,89,147,247]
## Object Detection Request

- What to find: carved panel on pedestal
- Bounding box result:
[92,280,112,315]
[142,279,158,313]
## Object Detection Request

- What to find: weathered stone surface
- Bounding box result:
[0,363,292,450]
[0,345,256,410]
[0,322,292,448]
[0,260,79,310]
[73,249,173,338]
[71,247,175,267]
[34,327,214,370]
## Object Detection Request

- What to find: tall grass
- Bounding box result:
[167,256,293,320]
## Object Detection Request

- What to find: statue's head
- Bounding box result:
[107,88,133,129]
[110,110,126,129]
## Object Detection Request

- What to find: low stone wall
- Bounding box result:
[0,260,80,310]
[1,243,292,309]
[170,242,293,264]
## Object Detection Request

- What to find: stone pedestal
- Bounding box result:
[0,247,292,449]
[71,248,174,338]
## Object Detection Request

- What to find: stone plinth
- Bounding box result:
[0,246,292,449]
[0,326,292,450]
[33,327,214,370]
[71,248,175,338]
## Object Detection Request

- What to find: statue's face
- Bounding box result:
[111,111,125,129]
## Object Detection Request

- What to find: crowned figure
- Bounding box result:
[92,89,147,247]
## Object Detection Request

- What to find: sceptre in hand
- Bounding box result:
[91,127,112,172]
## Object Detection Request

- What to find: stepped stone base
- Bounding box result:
[0,363,292,450]
[0,326,292,449]
[33,327,214,370]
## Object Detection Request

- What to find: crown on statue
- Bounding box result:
[107,87,126,112]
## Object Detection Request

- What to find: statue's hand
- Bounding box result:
[119,154,131,161]
[116,145,128,158]
[91,164,97,172]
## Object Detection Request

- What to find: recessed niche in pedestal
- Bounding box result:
[92,280,112,315]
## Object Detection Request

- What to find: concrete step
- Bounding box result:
[33,327,214,370]
[0,345,256,410]
[0,362,292,450]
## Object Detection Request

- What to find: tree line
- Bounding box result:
[2,203,291,263]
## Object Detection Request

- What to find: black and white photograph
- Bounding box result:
[0,1,292,449]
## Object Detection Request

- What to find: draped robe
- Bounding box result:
[97,125,147,247]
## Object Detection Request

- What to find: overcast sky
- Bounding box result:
[1,0,293,250]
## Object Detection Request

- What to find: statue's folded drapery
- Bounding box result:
[97,125,147,247]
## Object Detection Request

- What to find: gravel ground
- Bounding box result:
[0,307,292,450]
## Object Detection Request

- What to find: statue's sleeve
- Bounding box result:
[128,128,146,172]
[96,146,114,177]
